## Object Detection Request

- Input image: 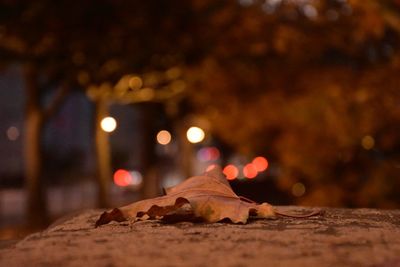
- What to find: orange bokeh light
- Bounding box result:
[113,169,132,187]
[223,164,239,180]
[243,163,258,179]
[252,156,269,172]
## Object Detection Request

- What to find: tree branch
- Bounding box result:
[43,83,70,120]
[382,9,400,34]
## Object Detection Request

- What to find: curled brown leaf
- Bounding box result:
[95,166,321,227]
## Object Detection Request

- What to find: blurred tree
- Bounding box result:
[1,0,400,226]
[187,0,400,208]
[0,0,74,225]
[0,0,202,224]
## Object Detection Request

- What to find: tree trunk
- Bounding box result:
[177,122,193,178]
[94,100,111,207]
[24,63,48,227]
[139,104,160,199]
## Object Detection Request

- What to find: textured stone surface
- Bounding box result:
[1,207,400,267]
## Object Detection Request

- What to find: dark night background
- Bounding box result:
[1,0,400,239]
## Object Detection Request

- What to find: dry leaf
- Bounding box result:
[96,166,321,227]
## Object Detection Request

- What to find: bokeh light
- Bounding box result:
[101,116,117,133]
[186,126,205,143]
[197,147,220,162]
[243,163,258,179]
[252,156,269,172]
[206,164,219,172]
[138,88,155,101]
[361,135,375,150]
[302,4,318,19]
[129,170,143,186]
[292,182,306,197]
[113,169,142,187]
[113,169,131,187]
[156,130,172,145]
[128,76,143,89]
[6,126,19,141]
[223,164,239,180]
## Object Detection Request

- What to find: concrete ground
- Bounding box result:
[1,207,400,267]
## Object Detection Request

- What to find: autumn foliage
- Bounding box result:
[186,0,400,208]
[1,0,400,211]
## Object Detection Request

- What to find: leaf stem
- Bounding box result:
[274,209,323,218]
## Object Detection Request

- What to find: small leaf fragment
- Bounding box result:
[255,203,276,218]
[95,208,126,227]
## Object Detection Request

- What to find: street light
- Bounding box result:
[101,116,117,133]
[186,126,205,143]
[156,130,172,145]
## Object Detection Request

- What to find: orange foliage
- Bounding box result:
[186,1,400,208]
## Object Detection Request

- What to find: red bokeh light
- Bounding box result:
[208,147,220,161]
[243,163,258,179]
[113,169,132,187]
[252,156,269,172]
[223,164,239,180]
[197,147,220,162]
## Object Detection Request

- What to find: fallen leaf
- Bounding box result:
[95,166,321,227]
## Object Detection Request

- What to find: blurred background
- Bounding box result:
[1,0,400,240]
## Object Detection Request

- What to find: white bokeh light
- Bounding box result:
[186,126,205,144]
[100,117,117,133]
